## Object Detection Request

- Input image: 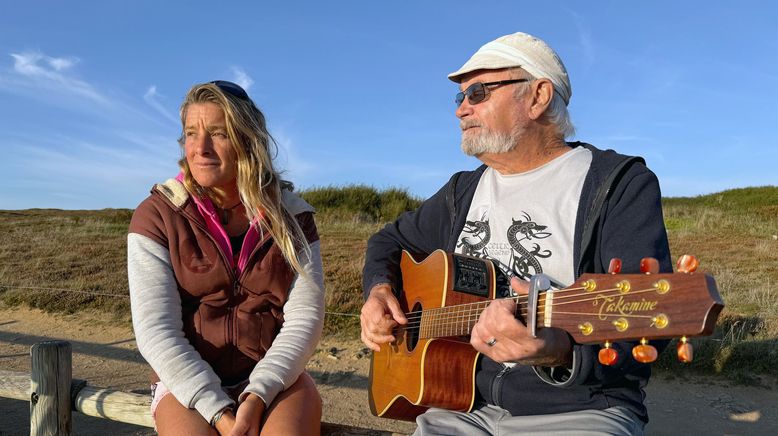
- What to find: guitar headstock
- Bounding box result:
[547,256,724,364]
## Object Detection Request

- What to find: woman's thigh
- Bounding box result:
[262,371,322,436]
[155,393,217,436]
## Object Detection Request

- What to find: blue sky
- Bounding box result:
[1,1,776,209]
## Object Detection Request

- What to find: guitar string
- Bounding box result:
[401,302,663,335]
[394,286,663,336]
[401,288,662,337]
[398,286,661,326]
[397,280,665,325]
[408,310,661,340]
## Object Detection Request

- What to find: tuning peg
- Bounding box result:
[632,338,658,363]
[677,336,694,363]
[608,258,622,274]
[598,341,619,366]
[640,257,660,274]
[676,255,699,273]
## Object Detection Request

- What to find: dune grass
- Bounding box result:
[1,185,776,382]
[0,209,133,317]
[654,187,778,383]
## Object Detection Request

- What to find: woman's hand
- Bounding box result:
[229,393,266,436]
[214,409,236,435]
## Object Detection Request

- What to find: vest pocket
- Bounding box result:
[235,308,280,361]
[191,304,228,362]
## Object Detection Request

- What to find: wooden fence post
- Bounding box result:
[30,340,72,436]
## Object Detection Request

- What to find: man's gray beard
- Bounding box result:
[461,128,522,156]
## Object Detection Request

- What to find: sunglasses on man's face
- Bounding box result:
[210,80,250,101]
[454,79,530,107]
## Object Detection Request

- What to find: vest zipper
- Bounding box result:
[228,280,238,348]
[170,202,239,346]
[490,365,511,406]
[227,227,273,350]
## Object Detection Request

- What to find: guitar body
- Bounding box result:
[368,250,498,421]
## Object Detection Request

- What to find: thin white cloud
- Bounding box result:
[230,66,254,91]
[143,85,179,126]
[0,53,191,209]
[564,8,595,69]
[8,135,176,192]
[115,130,181,157]
[9,51,109,105]
[272,129,316,183]
[1,53,172,131]
[48,56,78,71]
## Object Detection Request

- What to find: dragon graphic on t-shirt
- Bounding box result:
[456,212,490,256]
[505,211,552,278]
[458,211,552,279]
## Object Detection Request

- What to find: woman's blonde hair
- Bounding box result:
[177,82,309,275]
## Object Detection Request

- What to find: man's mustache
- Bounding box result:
[460,120,481,131]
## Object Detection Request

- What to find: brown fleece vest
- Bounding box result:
[129,186,319,385]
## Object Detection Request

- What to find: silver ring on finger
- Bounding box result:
[486,337,497,347]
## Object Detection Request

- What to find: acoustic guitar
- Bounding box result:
[368,249,724,421]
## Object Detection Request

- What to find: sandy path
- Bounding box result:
[1,307,775,435]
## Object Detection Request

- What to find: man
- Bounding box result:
[360,32,671,435]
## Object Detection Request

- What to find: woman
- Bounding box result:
[128,80,324,435]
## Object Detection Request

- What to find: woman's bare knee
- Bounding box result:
[155,394,216,436]
[262,372,322,435]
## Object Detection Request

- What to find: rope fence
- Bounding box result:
[0,284,362,317]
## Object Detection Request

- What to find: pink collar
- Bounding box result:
[175,173,267,274]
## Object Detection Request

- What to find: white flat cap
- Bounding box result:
[448,32,571,105]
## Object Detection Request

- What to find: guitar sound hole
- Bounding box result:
[406,302,422,352]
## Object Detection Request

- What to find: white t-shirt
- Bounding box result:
[455,147,592,288]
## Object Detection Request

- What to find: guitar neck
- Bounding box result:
[408,273,721,345]
[414,296,540,340]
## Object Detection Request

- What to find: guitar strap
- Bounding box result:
[577,155,645,274]
[445,171,462,237]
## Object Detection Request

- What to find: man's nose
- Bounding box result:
[455,98,473,119]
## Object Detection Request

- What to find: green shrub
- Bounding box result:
[301,185,421,222]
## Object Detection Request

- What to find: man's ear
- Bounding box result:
[527,79,554,120]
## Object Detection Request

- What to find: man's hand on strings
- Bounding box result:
[470,277,572,366]
[360,283,407,351]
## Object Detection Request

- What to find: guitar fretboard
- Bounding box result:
[408,296,544,339]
